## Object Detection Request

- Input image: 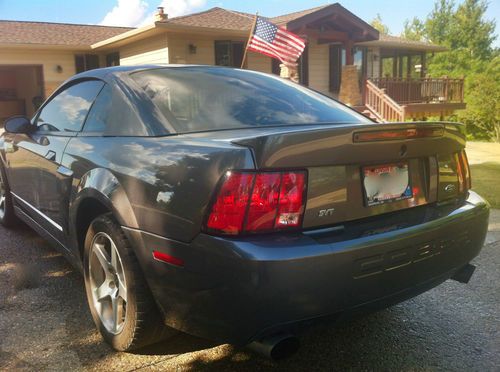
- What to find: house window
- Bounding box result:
[106,52,120,67]
[298,46,309,86]
[75,54,100,73]
[329,45,345,93]
[214,41,244,67]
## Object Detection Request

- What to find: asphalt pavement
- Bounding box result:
[0,212,499,371]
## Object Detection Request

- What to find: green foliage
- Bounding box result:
[457,56,500,142]
[403,0,498,141]
[402,18,427,41]
[371,13,390,35]
[426,0,455,44]
[449,0,496,60]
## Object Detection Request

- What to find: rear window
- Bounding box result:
[131,67,369,133]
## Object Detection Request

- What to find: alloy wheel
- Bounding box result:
[0,171,6,220]
[89,232,128,335]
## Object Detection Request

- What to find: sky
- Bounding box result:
[0,0,498,45]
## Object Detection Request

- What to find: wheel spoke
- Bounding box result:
[93,243,111,273]
[111,242,118,269]
[111,297,121,333]
[95,281,112,301]
[118,278,127,302]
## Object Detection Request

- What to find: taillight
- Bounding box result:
[459,150,472,190]
[205,170,307,235]
[205,172,254,235]
[454,150,471,194]
[455,153,465,193]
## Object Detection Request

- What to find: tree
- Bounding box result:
[402,17,427,41]
[425,0,455,44]
[406,0,500,141]
[449,0,496,60]
[457,56,500,142]
[371,13,390,34]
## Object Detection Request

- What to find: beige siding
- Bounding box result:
[246,53,272,73]
[307,39,331,96]
[167,33,273,74]
[120,34,168,65]
[167,33,219,65]
[0,48,76,96]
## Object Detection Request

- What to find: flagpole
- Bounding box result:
[241,12,258,69]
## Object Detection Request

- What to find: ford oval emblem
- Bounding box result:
[444,184,456,193]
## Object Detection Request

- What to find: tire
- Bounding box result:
[83,213,175,351]
[0,165,19,228]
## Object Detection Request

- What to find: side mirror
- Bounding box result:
[4,116,34,134]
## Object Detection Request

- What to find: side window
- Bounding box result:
[83,84,112,133]
[35,80,104,133]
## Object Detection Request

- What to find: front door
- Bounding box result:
[6,79,104,242]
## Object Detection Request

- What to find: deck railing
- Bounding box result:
[364,79,405,122]
[370,77,464,104]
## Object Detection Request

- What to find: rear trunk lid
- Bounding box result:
[231,122,466,229]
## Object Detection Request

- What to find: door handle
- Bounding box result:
[45,150,56,161]
[57,166,73,177]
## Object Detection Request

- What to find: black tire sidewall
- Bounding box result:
[0,165,17,227]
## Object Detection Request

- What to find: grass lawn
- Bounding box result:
[467,141,500,208]
[470,162,500,208]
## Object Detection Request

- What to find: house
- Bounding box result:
[0,3,465,124]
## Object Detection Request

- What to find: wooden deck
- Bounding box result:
[361,77,466,122]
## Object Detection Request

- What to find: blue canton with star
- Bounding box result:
[254,18,278,43]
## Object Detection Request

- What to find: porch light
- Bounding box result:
[188,44,197,54]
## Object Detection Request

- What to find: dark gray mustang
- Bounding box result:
[0,66,489,359]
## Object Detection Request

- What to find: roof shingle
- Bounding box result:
[0,20,133,47]
[270,5,329,25]
[161,7,255,31]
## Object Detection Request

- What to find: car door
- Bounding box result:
[6,79,104,242]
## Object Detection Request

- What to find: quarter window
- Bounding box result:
[83,84,112,133]
[35,80,104,133]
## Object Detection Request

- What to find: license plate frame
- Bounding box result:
[362,162,413,207]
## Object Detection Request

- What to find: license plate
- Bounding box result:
[363,162,413,206]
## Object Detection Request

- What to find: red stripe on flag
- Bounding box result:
[251,36,301,59]
[276,28,306,48]
[276,30,305,50]
[248,42,295,64]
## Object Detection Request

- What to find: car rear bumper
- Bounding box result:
[124,191,489,345]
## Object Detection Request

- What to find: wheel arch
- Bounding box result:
[70,168,139,261]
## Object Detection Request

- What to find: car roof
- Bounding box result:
[70,64,232,81]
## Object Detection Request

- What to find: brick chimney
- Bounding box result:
[155,6,167,21]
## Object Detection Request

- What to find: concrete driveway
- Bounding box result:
[0,214,499,371]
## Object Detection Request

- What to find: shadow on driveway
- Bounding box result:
[0,221,499,371]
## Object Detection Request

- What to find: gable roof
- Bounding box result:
[270,5,329,25]
[0,20,132,48]
[159,7,255,31]
[1,5,445,54]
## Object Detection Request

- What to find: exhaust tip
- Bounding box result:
[248,333,300,360]
[451,263,476,284]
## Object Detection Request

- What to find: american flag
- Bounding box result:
[247,16,306,67]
